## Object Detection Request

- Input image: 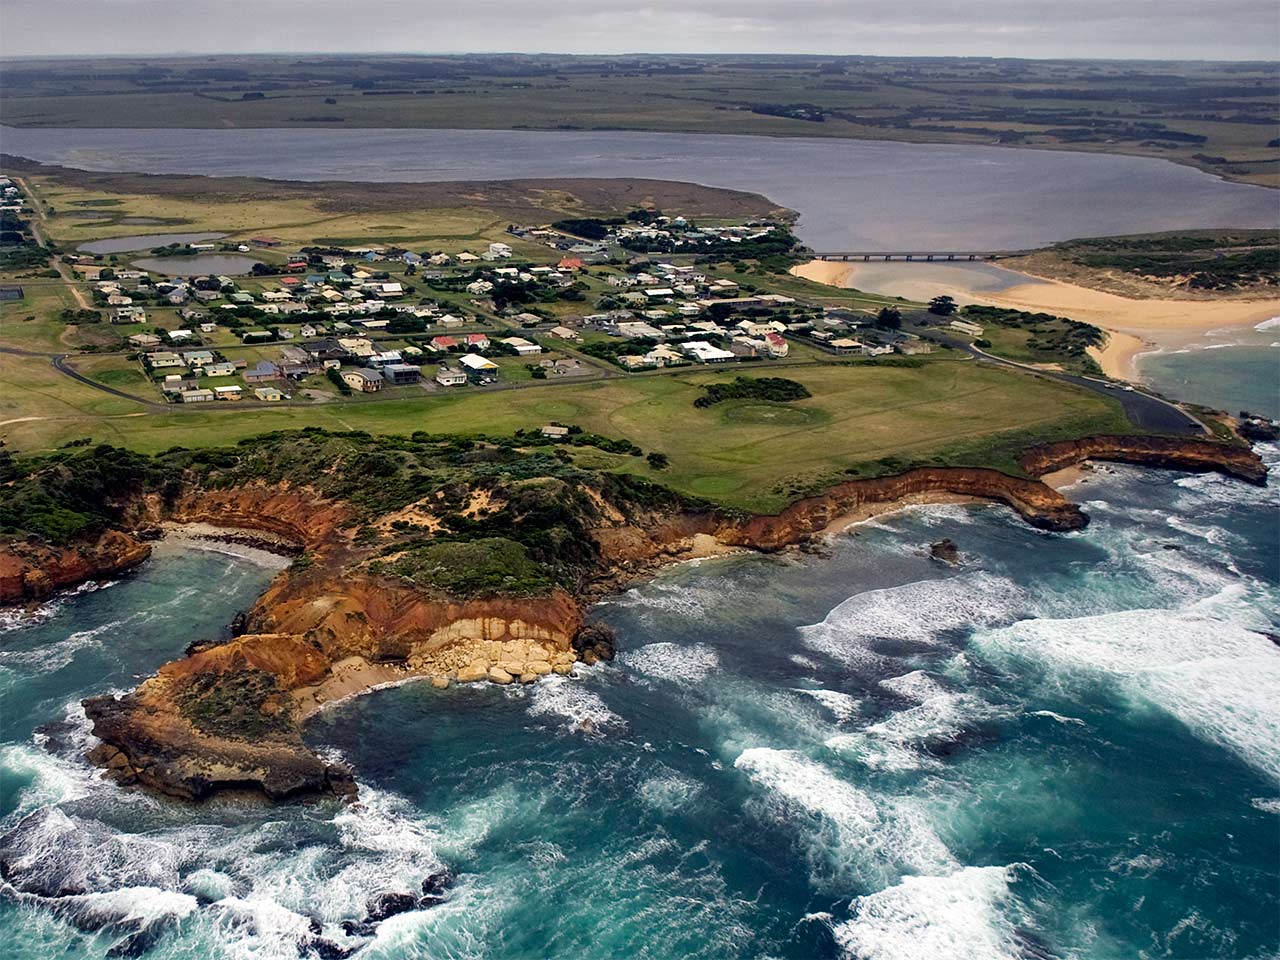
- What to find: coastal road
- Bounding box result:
[913,328,1206,435]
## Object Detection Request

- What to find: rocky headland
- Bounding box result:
[0,431,1266,802]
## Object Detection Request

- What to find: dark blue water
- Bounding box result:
[1,451,1277,959]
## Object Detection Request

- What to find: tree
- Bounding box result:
[646,452,669,470]
[928,295,957,317]
[875,306,902,329]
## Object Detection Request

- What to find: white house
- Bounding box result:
[501,337,542,356]
[681,341,735,363]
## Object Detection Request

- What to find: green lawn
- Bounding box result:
[0,352,1133,513]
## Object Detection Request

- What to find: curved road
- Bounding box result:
[913,329,1205,435]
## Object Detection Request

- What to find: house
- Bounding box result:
[241,330,274,343]
[244,361,282,383]
[336,337,376,358]
[198,322,217,334]
[557,257,585,272]
[430,335,459,352]
[485,242,513,260]
[457,252,480,264]
[465,333,490,350]
[254,386,285,401]
[147,351,184,369]
[682,341,735,363]
[213,385,242,400]
[113,306,147,324]
[203,361,236,377]
[128,333,162,349]
[458,353,500,381]
[437,314,465,327]
[367,350,403,367]
[182,350,215,367]
[615,321,665,340]
[549,326,581,342]
[342,369,384,393]
[182,389,215,403]
[763,333,789,358]
[949,319,985,337]
[500,337,542,356]
[540,425,570,439]
[435,367,468,387]
[465,280,494,296]
[828,338,865,355]
[249,236,283,248]
[382,363,421,386]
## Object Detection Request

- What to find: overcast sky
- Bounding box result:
[2,0,1277,60]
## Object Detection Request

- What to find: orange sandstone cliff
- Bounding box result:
[0,434,1260,802]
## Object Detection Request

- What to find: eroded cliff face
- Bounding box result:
[0,530,152,605]
[1019,435,1268,485]
[44,433,1269,803]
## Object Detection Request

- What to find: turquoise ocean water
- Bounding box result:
[1,449,1277,959]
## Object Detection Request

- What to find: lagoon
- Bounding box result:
[5,126,1273,251]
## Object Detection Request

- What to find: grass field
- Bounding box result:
[0,351,1131,513]
[3,55,1275,187]
[1,164,1134,515]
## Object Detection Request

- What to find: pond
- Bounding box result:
[131,253,262,276]
[76,231,227,254]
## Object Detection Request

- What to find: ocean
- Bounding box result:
[1,447,1277,959]
[1137,317,1280,420]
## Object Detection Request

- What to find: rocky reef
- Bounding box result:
[0,430,1265,802]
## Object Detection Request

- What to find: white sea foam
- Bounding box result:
[1253,316,1280,331]
[879,670,947,703]
[527,674,624,734]
[796,688,861,723]
[620,641,720,684]
[831,864,1033,960]
[734,748,955,888]
[827,683,998,772]
[800,573,1025,665]
[0,619,127,673]
[974,607,1280,783]
[638,772,704,812]
[1250,797,1280,814]
[1031,710,1086,726]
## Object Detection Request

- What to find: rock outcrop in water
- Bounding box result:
[0,430,1265,802]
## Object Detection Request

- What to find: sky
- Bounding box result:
[1,0,1277,60]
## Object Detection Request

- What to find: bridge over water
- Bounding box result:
[810,250,1034,262]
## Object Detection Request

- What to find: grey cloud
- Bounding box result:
[1,0,1277,59]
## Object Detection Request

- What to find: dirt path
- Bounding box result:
[12,175,93,311]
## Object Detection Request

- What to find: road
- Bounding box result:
[914,327,1206,435]
[12,175,93,311]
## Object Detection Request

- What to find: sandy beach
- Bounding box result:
[978,278,1280,380]
[793,259,1280,382]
